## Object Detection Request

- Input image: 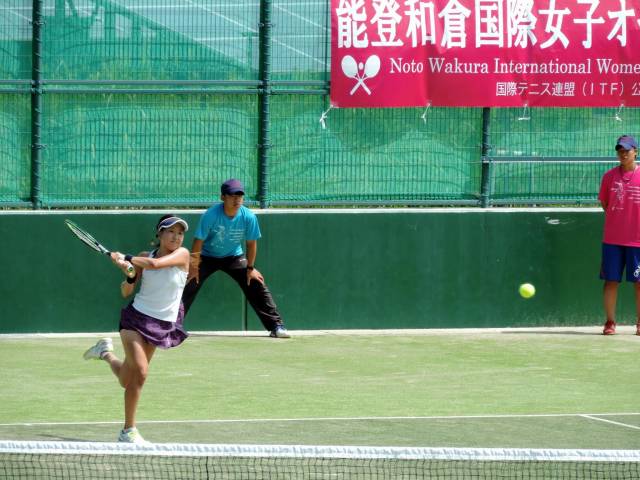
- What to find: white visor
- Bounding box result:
[157,216,189,232]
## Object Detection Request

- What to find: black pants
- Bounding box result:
[182,255,283,332]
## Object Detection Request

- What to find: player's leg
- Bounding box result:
[182,255,218,315]
[117,329,156,430]
[246,282,285,333]
[603,281,619,333]
[102,349,123,379]
[601,243,624,335]
[634,283,640,335]
[224,257,288,336]
[625,246,640,335]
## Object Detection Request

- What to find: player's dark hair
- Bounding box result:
[156,214,176,232]
[151,214,177,246]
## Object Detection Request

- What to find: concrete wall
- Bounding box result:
[0,209,629,333]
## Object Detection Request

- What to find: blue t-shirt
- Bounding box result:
[195,204,261,258]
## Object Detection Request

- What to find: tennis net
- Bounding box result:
[1,441,639,479]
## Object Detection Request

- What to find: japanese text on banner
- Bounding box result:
[330,0,640,107]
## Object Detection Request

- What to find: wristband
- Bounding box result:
[124,254,133,263]
[247,265,255,271]
[125,274,137,284]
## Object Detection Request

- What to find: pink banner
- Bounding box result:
[331,0,640,107]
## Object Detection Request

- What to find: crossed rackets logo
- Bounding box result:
[341,55,381,95]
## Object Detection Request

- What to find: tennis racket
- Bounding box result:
[64,219,135,278]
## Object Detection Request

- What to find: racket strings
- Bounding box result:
[65,221,107,254]
[65,220,135,278]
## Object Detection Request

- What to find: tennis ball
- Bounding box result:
[519,283,535,299]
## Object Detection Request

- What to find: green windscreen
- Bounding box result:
[489,108,629,203]
[0,94,30,205]
[41,0,257,81]
[268,97,481,203]
[40,93,258,206]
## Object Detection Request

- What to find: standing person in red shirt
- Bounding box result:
[598,135,640,335]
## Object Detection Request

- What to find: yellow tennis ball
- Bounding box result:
[519,283,535,299]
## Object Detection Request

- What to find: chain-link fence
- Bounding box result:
[0,1,635,208]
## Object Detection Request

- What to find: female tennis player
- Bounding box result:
[83,214,191,444]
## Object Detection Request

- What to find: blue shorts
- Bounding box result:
[600,243,640,282]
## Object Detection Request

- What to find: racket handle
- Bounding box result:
[125,263,136,278]
[106,251,135,278]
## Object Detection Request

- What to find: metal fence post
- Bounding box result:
[30,0,44,209]
[480,107,492,208]
[257,0,273,209]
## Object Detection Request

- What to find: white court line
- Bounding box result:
[195,34,325,42]
[271,38,328,68]
[2,413,640,427]
[194,37,255,43]
[274,4,328,31]
[181,0,327,67]
[106,0,257,56]
[5,8,31,22]
[183,0,255,33]
[114,4,262,9]
[580,414,640,431]
[3,325,639,339]
[197,33,325,39]
[108,2,325,9]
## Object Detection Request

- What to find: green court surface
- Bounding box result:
[0,331,639,448]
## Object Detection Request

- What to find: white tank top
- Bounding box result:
[132,251,187,323]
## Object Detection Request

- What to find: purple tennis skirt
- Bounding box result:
[119,302,188,349]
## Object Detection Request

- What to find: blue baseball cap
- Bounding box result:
[615,135,638,151]
[221,179,245,195]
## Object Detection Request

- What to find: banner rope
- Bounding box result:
[420,102,432,124]
[615,103,625,122]
[319,105,334,129]
[517,103,530,121]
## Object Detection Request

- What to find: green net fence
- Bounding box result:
[1,1,638,208]
[488,108,632,204]
[42,0,257,81]
[40,93,258,206]
[0,94,30,206]
[268,98,482,204]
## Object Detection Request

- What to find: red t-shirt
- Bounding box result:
[599,165,640,246]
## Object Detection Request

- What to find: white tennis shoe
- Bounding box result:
[270,326,291,338]
[83,338,113,360]
[118,427,150,445]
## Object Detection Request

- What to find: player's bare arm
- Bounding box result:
[119,251,147,298]
[114,247,190,272]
